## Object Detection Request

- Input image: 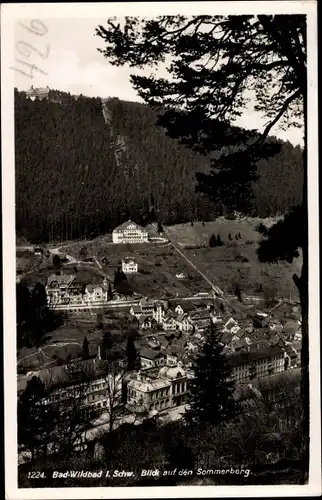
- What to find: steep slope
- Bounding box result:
[15,89,303,243]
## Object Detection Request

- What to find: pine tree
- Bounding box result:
[18,376,54,459]
[235,234,239,240]
[217,234,223,246]
[114,268,127,288]
[157,221,163,233]
[209,234,217,248]
[238,232,242,239]
[53,254,61,271]
[234,283,242,302]
[96,312,103,330]
[82,336,90,360]
[185,326,235,425]
[101,330,113,361]
[126,336,140,371]
[228,232,232,241]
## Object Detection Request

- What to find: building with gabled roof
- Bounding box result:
[26,85,50,100]
[122,256,138,274]
[112,220,149,244]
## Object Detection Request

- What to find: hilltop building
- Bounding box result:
[25,85,50,100]
[112,220,149,244]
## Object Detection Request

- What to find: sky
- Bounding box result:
[14,18,304,146]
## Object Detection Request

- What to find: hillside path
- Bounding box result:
[166,236,229,303]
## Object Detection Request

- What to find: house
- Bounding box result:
[162,315,177,331]
[127,363,189,412]
[158,336,169,351]
[174,314,194,332]
[130,305,143,319]
[112,220,149,244]
[253,312,269,328]
[174,304,192,316]
[139,298,155,315]
[122,257,138,274]
[46,274,77,307]
[228,346,286,383]
[188,309,213,331]
[83,284,108,304]
[33,247,43,256]
[283,320,301,340]
[285,341,301,368]
[139,348,166,369]
[175,273,186,279]
[146,336,161,350]
[165,345,185,366]
[138,315,153,330]
[153,302,166,323]
[223,317,239,333]
[26,85,50,100]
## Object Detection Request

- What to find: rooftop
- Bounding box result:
[227,345,284,367]
[47,274,75,288]
[113,220,146,233]
[140,347,165,360]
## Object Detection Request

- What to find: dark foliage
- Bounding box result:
[15,90,303,243]
[82,336,90,360]
[209,234,217,248]
[185,325,235,425]
[234,283,242,301]
[126,336,140,371]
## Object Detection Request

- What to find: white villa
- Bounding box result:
[127,363,188,412]
[122,257,138,274]
[112,220,149,244]
[46,274,110,312]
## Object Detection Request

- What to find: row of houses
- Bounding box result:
[129,298,219,333]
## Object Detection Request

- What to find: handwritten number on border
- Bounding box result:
[16,41,50,60]
[18,19,48,36]
[10,20,49,79]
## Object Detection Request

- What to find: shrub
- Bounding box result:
[209,234,217,248]
[216,234,224,246]
[256,222,268,235]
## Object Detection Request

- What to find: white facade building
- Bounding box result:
[112,220,149,244]
[122,257,138,274]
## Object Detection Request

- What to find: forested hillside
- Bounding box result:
[15,89,303,243]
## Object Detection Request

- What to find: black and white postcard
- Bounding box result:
[1,1,320,498]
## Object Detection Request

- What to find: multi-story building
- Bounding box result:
[46,274,110,312]
[122,257,138,274]
[228,346,286,383]
[18,360,124,419]
[46,274,78,306]
[127,363,188,412]
[130,299,165,324]
[140,348,166,369]
[112,220,149,244]
[25,85,50,100]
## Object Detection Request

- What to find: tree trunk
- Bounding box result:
[293,87,309,482]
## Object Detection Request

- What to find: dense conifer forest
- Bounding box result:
[15,89,303,243]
